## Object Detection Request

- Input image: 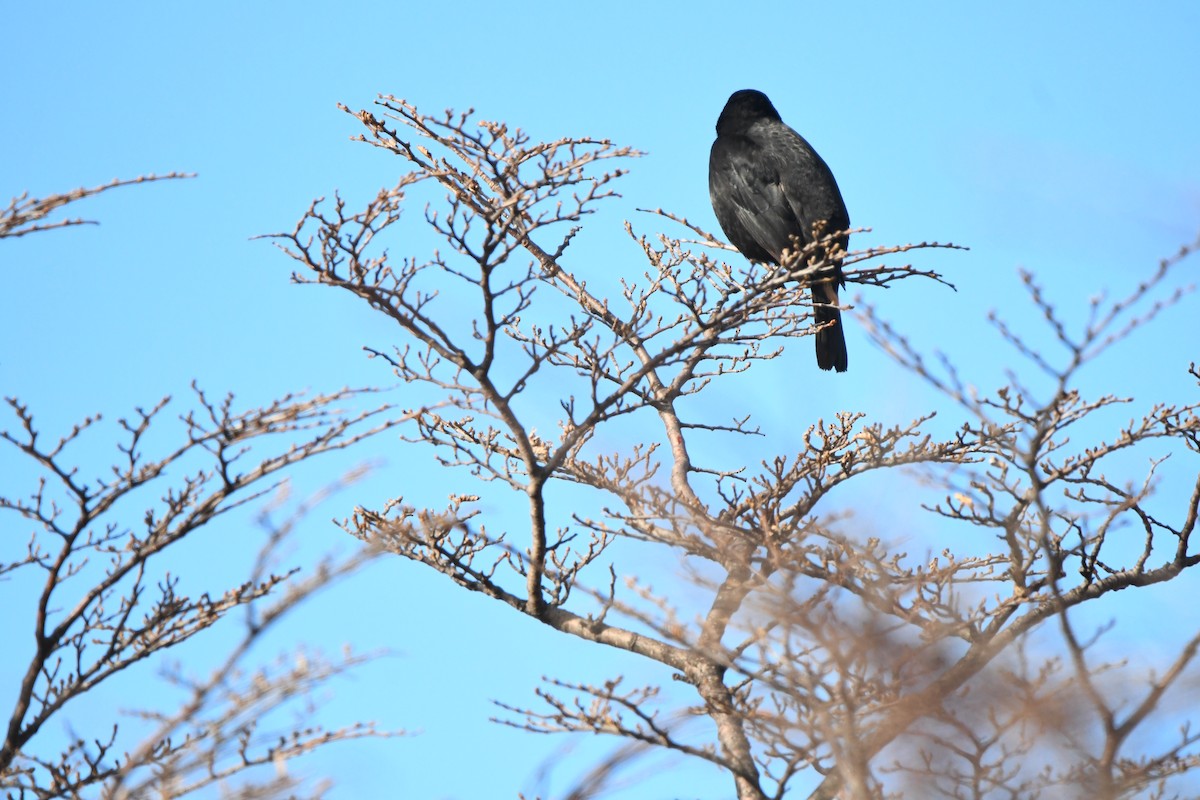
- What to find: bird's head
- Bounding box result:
[716,89,782,135]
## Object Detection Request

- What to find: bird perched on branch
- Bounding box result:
[709,89,850,372]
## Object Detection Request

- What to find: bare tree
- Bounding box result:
[1,181,413,798]
[8,100,1196,800]
[268,96,1200,800]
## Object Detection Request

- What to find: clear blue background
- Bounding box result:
[3,2,1198,798]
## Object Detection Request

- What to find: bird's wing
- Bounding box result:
[767,124,851,253]
[709,134,803,263]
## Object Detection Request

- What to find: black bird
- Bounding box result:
[709,89,850,372]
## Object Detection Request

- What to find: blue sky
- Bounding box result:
[3,2,1199,798]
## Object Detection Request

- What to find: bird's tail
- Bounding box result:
[813,282,848,373]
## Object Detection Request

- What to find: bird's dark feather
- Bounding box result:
[708,89,851,372]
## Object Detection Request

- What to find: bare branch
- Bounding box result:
[1,174,195,240]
